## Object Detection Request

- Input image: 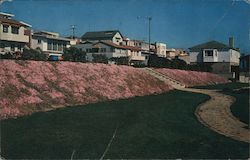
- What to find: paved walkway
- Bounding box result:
[143,68,250,143]
[181,87,250,143]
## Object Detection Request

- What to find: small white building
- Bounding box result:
[31,31,70,57]
[156,42,167,57]
[189,38,241,78]
[0,12,31,54]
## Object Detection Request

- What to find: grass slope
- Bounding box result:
[1,90,249,159]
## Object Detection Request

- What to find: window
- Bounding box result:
[92,48,98,52]
[53,43,57,51]
[47,41,52,50]
[204,50,213,57]
[11,44,15,51]
[86,48,92,53]
[38,39,42,44]
[58,44,62,51]
[63,44,66,49]
[3,25,8,33]
[11,26,19,34]
[0,43,5,48]
[17,45,22,51]
[100,48,106,52]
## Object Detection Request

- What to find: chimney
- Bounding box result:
[229,37,234,48]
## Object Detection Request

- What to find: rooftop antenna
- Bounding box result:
[70,25,76,39]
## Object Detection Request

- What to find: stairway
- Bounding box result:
[143,68,185,89]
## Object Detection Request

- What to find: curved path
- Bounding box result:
[180,88,250,143]
[143,68,250,143]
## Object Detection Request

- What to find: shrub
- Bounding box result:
[0,52,15,59]
[63,47,86,62]
[92,54,109,64]
[20,48,47,61]
[110,56,130,65]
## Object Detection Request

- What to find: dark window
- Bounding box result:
[58,44,62,51]
[100,48,106,52]
[63,44,66,49]
[0,43,5,48]
[11,26,19,34]
[11,44,15,51]
[18,44,22,50]
[38,39,41,44]
[86,48,92,52]
[53,43,57,51]
[48,41,52,50]
[3,25,9,33]
[92,48,98,52]
[204,50,213,57]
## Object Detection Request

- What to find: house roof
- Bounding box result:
[93,41,125,49]
[189,40,237,51]
[32,33,70,42]
[0,17,31,27]
[93,41,141,51]
[81,30,123,40]
[0,12,14,18]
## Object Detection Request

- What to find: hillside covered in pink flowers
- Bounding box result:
[0,60,228,120]
[0,60,172,119]
[155,68,228,87]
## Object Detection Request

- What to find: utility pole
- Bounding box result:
[148,17,152,53]
[70,25,76,39]
[137,16,152,53]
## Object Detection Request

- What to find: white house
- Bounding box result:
[189,38,241,78]
[75,40,145,64]
[31,31,70,57]
[156,42,167,57]
[0,12,31,54]
[81,30,123,45]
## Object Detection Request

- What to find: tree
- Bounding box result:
[148,54,171,68]
[92,54,109,64]
[63,47,86,62]
[20,48,47,61]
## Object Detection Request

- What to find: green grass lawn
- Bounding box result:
[1,90,249,159]
[194,82,249,90]
[194,82,249,125]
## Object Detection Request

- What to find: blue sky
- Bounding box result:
[1,0,250,53]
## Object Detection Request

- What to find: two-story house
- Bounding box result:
[31,31,70,58]
[77,30,147,65]
[189,37,241,79]
[75,40,145,65]
[0,12,31,54]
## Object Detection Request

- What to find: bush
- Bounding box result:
[110,56,130,65]
[148,54,212,72]
[92,54,109,64]
[0,52,15,59]
[63,47,86,62]
[20,48,47,61]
